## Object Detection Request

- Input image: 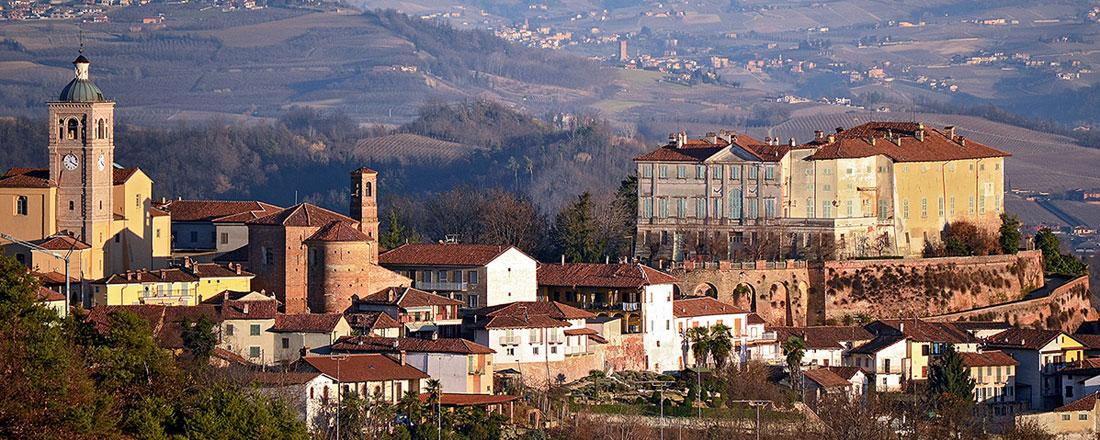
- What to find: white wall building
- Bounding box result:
[846,335,908,392]
[379,243,538,309]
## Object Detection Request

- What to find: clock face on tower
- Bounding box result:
[97,154,106,171]
[63,154,78,171]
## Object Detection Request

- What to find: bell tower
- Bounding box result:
[349,167,379,259]
[49,53,114,252]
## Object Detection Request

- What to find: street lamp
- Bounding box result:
[1,232,75,318]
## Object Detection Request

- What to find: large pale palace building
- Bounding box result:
[0,54,170,282]
[634,122,1009,260]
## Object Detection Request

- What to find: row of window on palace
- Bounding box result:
[178,230,232,245]
[640,164,776,181]
[408,269,479,285]
[638,162,1001,181]
[639,194,1001,220]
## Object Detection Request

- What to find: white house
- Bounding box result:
[467,301,598,379]
[846,335,908,392]
[672,296,749,369]
[1057,359,1100,408]
[349,286,464,338]
[300,354,429,404]
[536,262,680,373]
[379,243,538,309]
[253,371,336,432]
[772,326,874,368]
[330,335,496,395]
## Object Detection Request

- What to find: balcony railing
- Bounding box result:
[416,281,468,291]
[498,336,521,346]
[621,302,641,311]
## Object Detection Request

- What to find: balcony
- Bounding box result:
[621,302,641,312]
[498,336,521,346]
[416,281,469,291]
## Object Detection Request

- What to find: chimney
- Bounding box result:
[387,288,396,302]
[957,136,966,146]
[826,134,836,144]
[764,136,771,145]
[719,131,734,143]
[399,350,407,366]
[945,125,956,139]
[788,137,796,147]
[814,130,824,140]
[916,129,924,141]
[678,131,688,147]
[235,263,242,275]
[561,254,565,265]
[183,257,192,269]
[835,127,844,134]
[868,137,876,146]
[242,303,249,315]
[705,132,718,144]
[899,322,904,333]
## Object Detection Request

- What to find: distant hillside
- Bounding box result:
[0,6,610,125]
[351,133,484,165]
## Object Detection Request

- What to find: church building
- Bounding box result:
[0,53,171,291]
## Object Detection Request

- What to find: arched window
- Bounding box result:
[15,196,28,216]
[365,182,372,197]
[97,119,106,139]
[68,200,75,211]
[58,119,65,139]
[66,118,79,140]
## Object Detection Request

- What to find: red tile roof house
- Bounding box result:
[770,325,874,368]
[466,301,602,383]
[348,286,464,339]
[673,296,750,369]
[155,199,282,255]
[270,313,353,365]
[331,335,496,395]
[379,243,538,309]
[296,353,430,405]
[535,262,680,373]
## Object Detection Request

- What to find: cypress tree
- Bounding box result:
[928,344,975,401]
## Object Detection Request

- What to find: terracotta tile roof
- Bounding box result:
[564,327,598,336]
[379,243,518,267]
[149,206,170,217]
[634,132,767,163]
[803,368,852,388]
[347,311,403,331]
[673,296,748,318]
[746,313,766,325]
[221,299,278,320]
[305,220,371,242]
[86,305,222,349]
[156,199,282,223]
[418,393,518,406]
[271,313,345,333]
[35,286,64,302]
[1073,334,1100,350]
[360,286,463,308]
[0,167,53,188]
[481,314,570,329]
[331,336,494,354]
[34,271,78,285]
[201,290,275,305]
[471,301,594,329]
[252,371,328,386]
[868,319,977,344]
[1056,392,1100,412]
[303,354,429,382]
[771,326,874,350]
[588,334,609,344]
[189,262,253,278]
[112,167,139,185]
[985,328,1068,350]
[959,351,1018,367]
[805,122,1009,163]
[850,335,906,355]
[211,347,253,366]
[100,268,198,284]
[30,234,90,250]
[824,366,866,380]
[1056,358,1100,377]
[537,263,679,288]
[248,203,355,227]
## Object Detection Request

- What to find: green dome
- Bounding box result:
[58,78,105,102]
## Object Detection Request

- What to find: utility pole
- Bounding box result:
[2,232,74,317]
[332,354,348,440]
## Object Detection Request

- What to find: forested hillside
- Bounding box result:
[0,100,647,214]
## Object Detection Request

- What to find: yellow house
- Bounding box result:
[92,262,253,306]
[1017,392,1100,438]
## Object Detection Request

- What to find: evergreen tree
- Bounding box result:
[553,192,600,263]
[182,315,217,364]
[928,344,975,401]
[999,213,1022,254]
[1036,228,1087,276]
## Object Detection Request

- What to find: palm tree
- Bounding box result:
[782,335,806,393]
[709,324,733,369]
[425,379,443,437]
[686,327,712,367]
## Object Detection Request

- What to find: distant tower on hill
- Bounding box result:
[349,167,379,260]
[618,38,629,63]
